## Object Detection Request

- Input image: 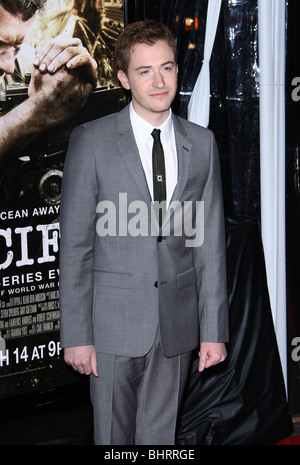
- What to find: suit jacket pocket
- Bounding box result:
[177,267,197,288]
[93,269,132,289]
[184,179,205,191]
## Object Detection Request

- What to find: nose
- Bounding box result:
[153,71,165,88]
[0,48,16,76]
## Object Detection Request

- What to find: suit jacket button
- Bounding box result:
[154,281,158,287]
[157,236,163,242]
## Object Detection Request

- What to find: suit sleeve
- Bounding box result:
[193,130,229,343]
[59,125,98,348]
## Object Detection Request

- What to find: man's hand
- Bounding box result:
[28,65,92,127]
[64,345,98,377]
[198,342,227,372]
[27,34,98,126]
[33,34,98,87]
[0,35,97,163]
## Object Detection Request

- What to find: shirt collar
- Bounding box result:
[129,102,173,145]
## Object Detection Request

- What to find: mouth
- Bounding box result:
[150,90,169,98]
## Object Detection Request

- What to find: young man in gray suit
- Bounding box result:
[59,19,229,445]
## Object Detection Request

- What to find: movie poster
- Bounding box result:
[0,0,125,397]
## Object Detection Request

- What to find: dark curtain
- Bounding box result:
[160,0,260,220]
[286,0,300,414]
[176,219,293,445]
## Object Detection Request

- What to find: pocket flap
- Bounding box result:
[177,267,197,288]
[93,269,132,289]
[184,179,205,191]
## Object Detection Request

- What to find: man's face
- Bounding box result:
[118,40,178,125]
[0,4,34,81]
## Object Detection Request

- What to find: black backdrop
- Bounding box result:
[176,219,292,445]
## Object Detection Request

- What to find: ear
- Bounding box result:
[117,70,130,90]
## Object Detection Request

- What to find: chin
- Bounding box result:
[151,98,173,110]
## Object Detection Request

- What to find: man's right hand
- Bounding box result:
[28,65,92,128]
[0,37,96,161]
[33,34,98,88]
[64,345,99,377]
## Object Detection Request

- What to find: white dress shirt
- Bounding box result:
[129,103,178,207]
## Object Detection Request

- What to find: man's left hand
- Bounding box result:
[32,34,98,87]
[198,342,227,372]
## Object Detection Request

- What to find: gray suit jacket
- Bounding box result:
[59,105,229,358]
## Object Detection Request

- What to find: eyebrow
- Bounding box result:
[0,35,25,47]
[135,60,175,71]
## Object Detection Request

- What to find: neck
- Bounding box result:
[149,111,170,127]
[132,106,171,127]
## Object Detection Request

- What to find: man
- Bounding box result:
[0,0,97,167]
[60,19,229,445]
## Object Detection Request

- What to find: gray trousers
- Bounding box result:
[90,334,191,445]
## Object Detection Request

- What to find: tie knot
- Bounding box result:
[151,129,161,143]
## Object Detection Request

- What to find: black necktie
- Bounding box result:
[152,129,166,227]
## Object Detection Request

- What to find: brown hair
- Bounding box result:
[0,0,46,21]
[115,19,177,74]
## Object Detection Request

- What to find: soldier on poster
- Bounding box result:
[0,0,124,396]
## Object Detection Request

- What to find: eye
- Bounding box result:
[162,64,174,73]
[13,45,21,56]
[0,42,21,56]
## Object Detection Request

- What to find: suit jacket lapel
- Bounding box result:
[115,106,152,204]
[161,115,191,229]
[170,115,191,204]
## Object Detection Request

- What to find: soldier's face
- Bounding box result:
[0,4,34,81]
